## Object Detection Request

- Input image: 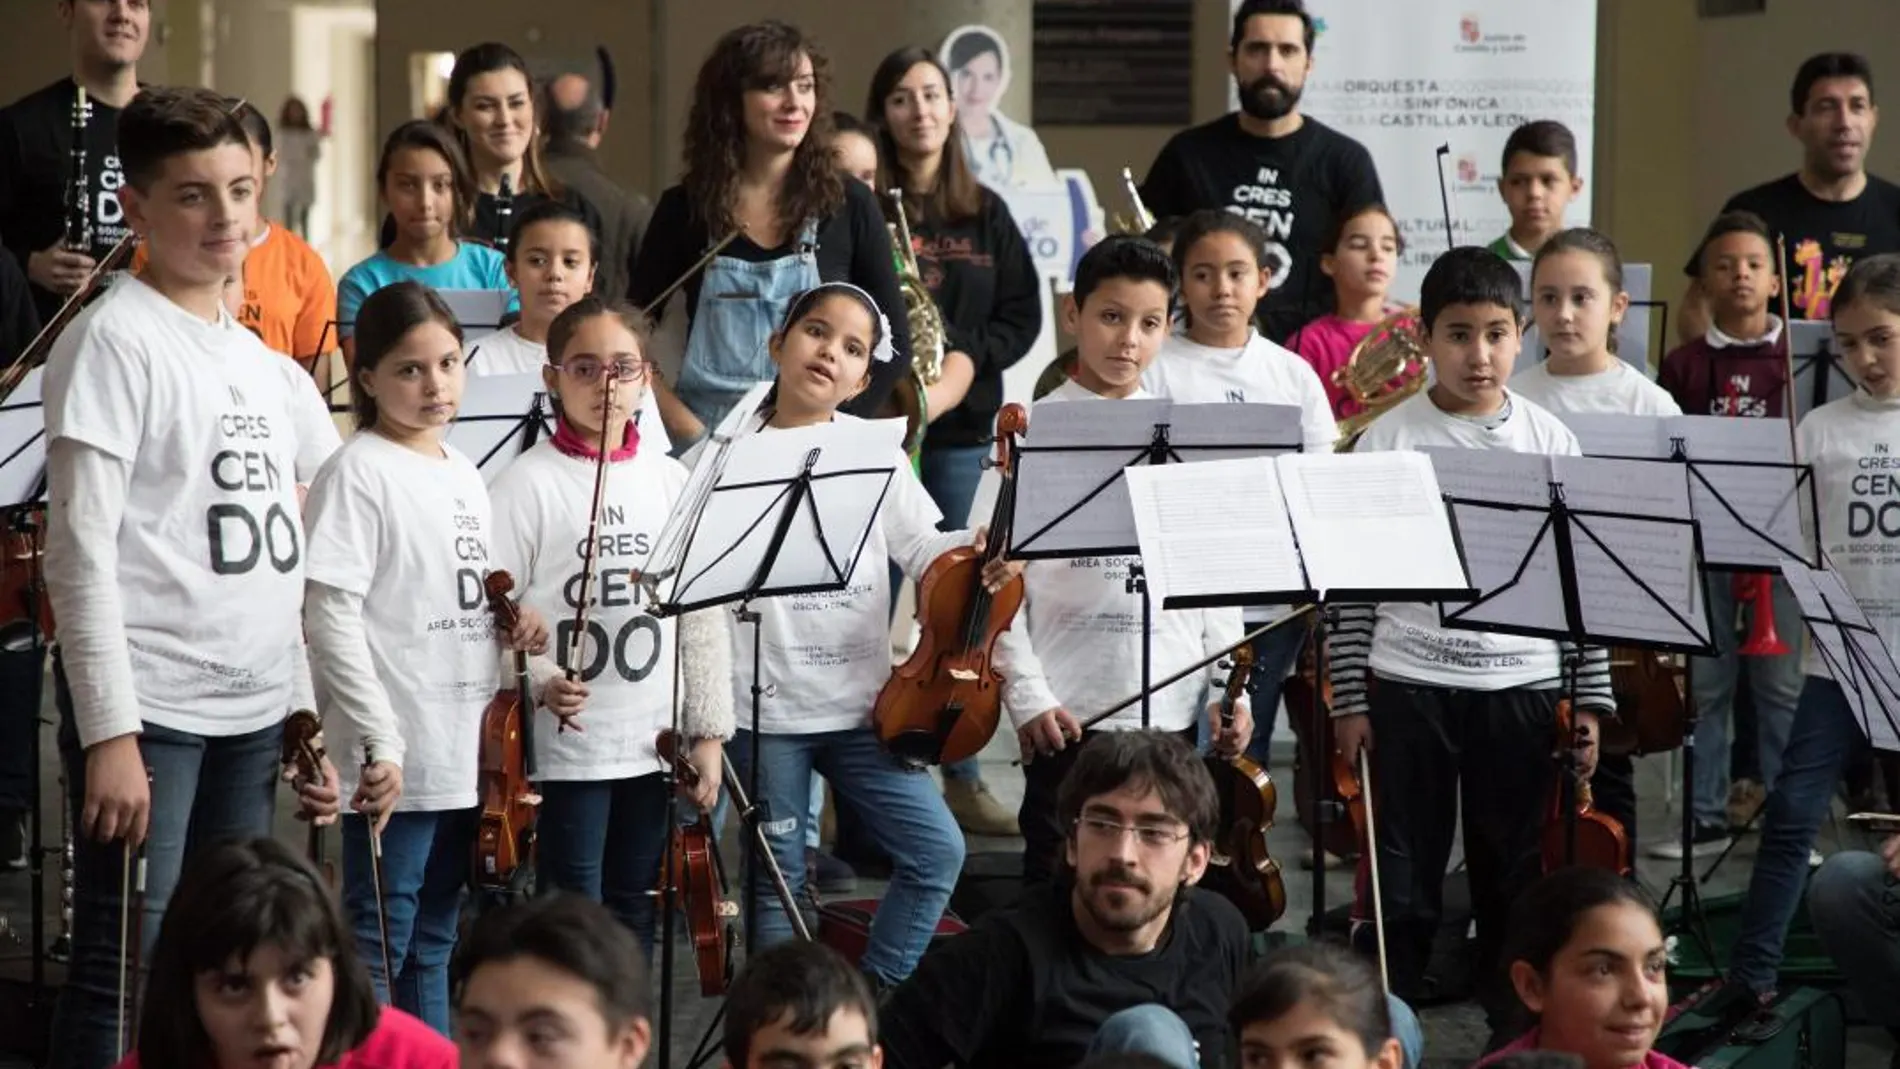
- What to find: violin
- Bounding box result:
[1600,646,1686,756]
[279,711,337,886]
[1200,647,1287,929]
[655,729,737,996]
[473,570,539,893]
[1541,699,1631,876]
[1283,640,1364,863]
[874,404,1028,768]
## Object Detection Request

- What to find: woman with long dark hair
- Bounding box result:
[445,43,604,252]
[627,20,909,447]
[868,45,1039,836]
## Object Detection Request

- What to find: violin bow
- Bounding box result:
[557,364,625,731]
[361,752,396,992]
[1356,747,1389,993]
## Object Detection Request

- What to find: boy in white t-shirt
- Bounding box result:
[469,201,671,455]
[1141,209,1336,767]
[1329,246,1613,1034]
[1726,254,1900,1011]
[41,87,342,1069]
[999,236,1252,885]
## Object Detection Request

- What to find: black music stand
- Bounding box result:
[639,414,901,1069]
[445,372,555,482]
[309,289,515,405]
[1789,320,1856,423]
[1121,451,1478,938]
[1011,397,1303,727]
[1782,562,1900,754]
[1429,448,1719,957]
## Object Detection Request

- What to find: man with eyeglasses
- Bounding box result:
[879,731,1247,1069]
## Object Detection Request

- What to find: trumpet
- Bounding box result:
[1108,166,1155,235]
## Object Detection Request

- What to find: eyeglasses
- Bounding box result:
[1073,816,1190,850]
[556,357,650,382]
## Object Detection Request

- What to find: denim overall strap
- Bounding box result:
[675,218,823,434]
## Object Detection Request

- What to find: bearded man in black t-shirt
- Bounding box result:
[1679,52,1900,340]
[1140,0,1384,343]
[0,0,148,325]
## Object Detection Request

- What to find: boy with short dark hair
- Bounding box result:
[1488,121,1584,261]
[723,941,881,1069]
[994,235,1251,885]
[41,84,340,1069]
[1328,246,1613,1035]
[1654,209,1804,858]
[455,892,653,1069]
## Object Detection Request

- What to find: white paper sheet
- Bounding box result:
[1553,456,1693,519]
[1559,413,1671,460]
[663,418,901,612]
[645,382,788,598]
[1421,446,1552,508]
[1123,458,1306,608]
[1781,561,1900,752]
[1440,501,1565,632]
[1687,462,1809,568]
[0,366,47,507]
[1672,414,1795,465]
[1568,514,1708,647]
[1166,402,1304,455]
[445,371,552,484]
[1280,452,1471,598]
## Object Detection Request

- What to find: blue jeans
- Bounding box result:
[537,775,669,951]
[730,727,964,982]
[1689,577,1803,829]
[1730,676,1863,994]
[675,219,820,431]
[51,707,279,1069]
[1243,617,1310,762]
[1807,850,1900,1026]
[341,808,476,1035]
[918,442,990,783]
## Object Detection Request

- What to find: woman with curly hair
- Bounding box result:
[627,20,910,447]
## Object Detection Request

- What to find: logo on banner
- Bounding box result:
[1454,13,1527,54]
[1460,15,1481,44]
[1457,155,1480,184]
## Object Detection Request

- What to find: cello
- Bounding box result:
[1200,647,1287,928]
[655,730,738,996]
[1541,698,1631,875]
[873,404,1028,768]
[473,570,539,893]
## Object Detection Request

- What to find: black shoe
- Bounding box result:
[807,848,858,895]
[0,809,23,870]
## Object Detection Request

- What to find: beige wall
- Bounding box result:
[0,0,193,99]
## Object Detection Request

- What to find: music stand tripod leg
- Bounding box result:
[1657,658,1717,965]
[1307,606,1328,939]
[1128,564,1151,730]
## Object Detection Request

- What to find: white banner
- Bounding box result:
[1237,1,1597,301]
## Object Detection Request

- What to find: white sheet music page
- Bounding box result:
[1816,569,1900,752]
[1423,447,1565,633]
[1123,458,1306,608]
[0,365,47,507]
[1688,462,1810,569]
[674,418,900,608]
[1420,446,1551,507]
[644,381,775,600]
[1279,452,1469,597]
[1167,402,1304,461]
[1012,398,1170,555]
[1673,414,1795,464]
[1560,413,1670,460]
[445,370,549,484]
[1552,456,1707,647]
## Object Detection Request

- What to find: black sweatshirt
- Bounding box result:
[880,882,1249,1069]
[910,188,1043,448]
[0,248,40,363]
[626,179,910,420]
[0,78,133,323]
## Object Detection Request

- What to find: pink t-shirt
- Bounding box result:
[1474,1027,1691,1069]
[113,1006,456,1069]
[1289,314,1377,419]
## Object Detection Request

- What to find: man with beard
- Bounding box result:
[878,731,1248,1069]
[1139,0,1383,343]
[1678,53,1899,340]
[0,0,147,324]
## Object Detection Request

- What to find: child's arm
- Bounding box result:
[43,439,141,748]
[485,481,569,715]
[303,583,405,818]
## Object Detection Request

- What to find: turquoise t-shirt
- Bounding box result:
[336,242,517,337]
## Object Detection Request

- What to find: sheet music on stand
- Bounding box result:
[1781,561,1900,752]
[1425,447,1716,653]
[645,382,773,594]
[446,371,554,484]
[642,398,901,615]
[1122,451,1475,610]
[1011,398,1304,559]
[1789,319,1856,422]
[0,366,47,507]
[1556,412,1817,572]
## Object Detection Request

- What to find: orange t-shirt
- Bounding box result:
[131,221,338,360]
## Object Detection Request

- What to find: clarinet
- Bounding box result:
[493,173,514,254]
[50,823,72,962]
[65,86,92,253]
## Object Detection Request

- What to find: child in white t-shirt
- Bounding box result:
[488,296,731,950]
[1000,236,1251,885]
[1330,247,1613,1031]
[470,202,670,455]
[303,280,547,1033]
[1141,209,1336,764]
[1511,228,1680,416]
[40,87,344,1069]
[702,282,1012,986]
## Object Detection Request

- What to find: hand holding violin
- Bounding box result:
[969,526,1022,593]
[1571,708,1601,780]
[1018,706,1082,762]
[1206,699,1253,759]
[286,753,342,826]
[354,760,404,836]
[504,606,551,655]
[680,738,723,812]
[1334,714,1373,766]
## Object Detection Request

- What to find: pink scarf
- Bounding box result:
[550,416,639,462]
[1474,1029,1691,1069]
